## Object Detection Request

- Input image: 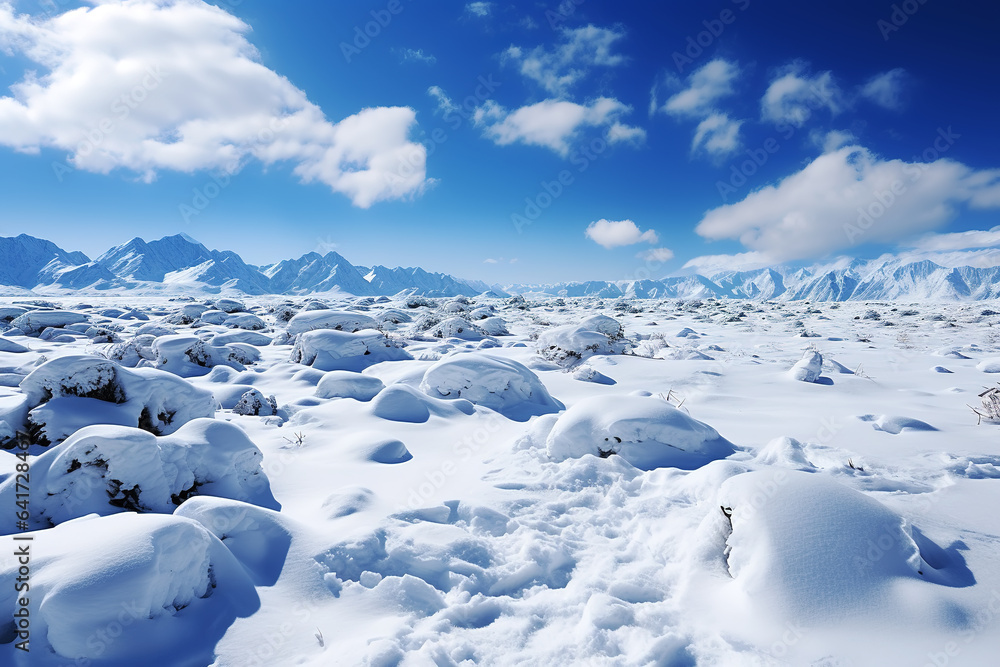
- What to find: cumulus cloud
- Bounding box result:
[637,247,675,262]
[0,0,429,208]
[761,62,843,127]
[692,113,742,158]
[475,98,641,155]
[504,25,626,95]
[585,219,658,249]
[656,59,740,118]
[606,122,646,146]
[860,68,908,111]
[695,143,1000,262]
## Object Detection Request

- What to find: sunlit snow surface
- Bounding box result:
[1,295,999,666]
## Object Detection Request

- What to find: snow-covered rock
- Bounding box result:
[0,418,277,532]
[232,389,278,416]
[789,349,824,382]
[419,354,562,420]
[0,513,258,662]
[290,329,412,372]
[286,309,377,335]
[19,355,217,444]
[151,334,260,377]
[428,316,483,340]
[536,314,627,366]
[545,394,735,470]
[9,310,89,336]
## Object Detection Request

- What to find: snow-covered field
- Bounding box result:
[1,294,1000,666]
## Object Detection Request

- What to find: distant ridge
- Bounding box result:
[4,233,1000,301]
[0,234,503,298]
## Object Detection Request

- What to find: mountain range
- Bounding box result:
[3,233,1000,301]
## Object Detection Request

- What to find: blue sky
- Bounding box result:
[0,0,999,283]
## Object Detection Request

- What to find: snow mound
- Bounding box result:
[478,316,509,336]
[286,309,377,335]
[151,334,260,377]
[210,330,272,347]
[718,470,964,621]
[536,315,627,366]
[315,370,386,401]
[418,354,562,420]
[340,431,413,464]
[755,436,815,469]
[175,496,292,586]
[545,394,735,470]
[223,312,266,330]
[657,347,714,361]
[860,414,937,434]
[370,384,475,423]
[0,513,258,661]
[9,310,89,336]
[0,418,277,532]
[789,349,823,382]
[428,317,484,340]
[0,338,28,353]
[976,358,1000,373]
[19,355,217,444]
[291,329,412,372]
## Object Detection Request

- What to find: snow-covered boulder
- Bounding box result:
[224,312,266,330]
[536,314,627,366]
[0,418,277,532]
[370,384,474,423]
[789,349,823,382]
[545,394,734,470]
[478,316,510,336]
[419,354,562,420]
[98,334,157,367]
[428,317,483,340]
[199,309,228,325]
[214,298,246,313]
[9,310,89,336]
[211,330,273,347]
[290,329,412,372]
[232,389,278,416]
[19,355,217,444]
[315,371,386,401]
[0,513,258,662]
[286,309,377,335]
[151,334,260,377]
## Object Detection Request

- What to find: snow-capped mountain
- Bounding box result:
[8,233,1000,300]
[0,234,501,297]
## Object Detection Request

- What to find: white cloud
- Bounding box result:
[861,68,908,111]
[658,59,740,118]
[606,122,646,146]
[483,258,499,264]
[475,97,637,155]
[585,219,658,249]
[811,128,856,153]
[399,48,436,65]
[465,2,492,17]
[637,247,675,262]
[679,251,774,275]
[0,0,429,208]
[504,25,626,95]
[695,143,1000,262]
[691,113,742,158]
[428,86,458,115]
[761,62,843,127]
[906,227,1000,252]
